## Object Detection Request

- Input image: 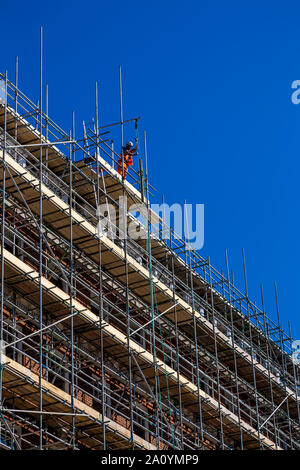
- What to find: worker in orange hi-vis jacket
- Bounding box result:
[117,140,137,180]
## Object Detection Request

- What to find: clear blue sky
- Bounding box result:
[2,1,300,340]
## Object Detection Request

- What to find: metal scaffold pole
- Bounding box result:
[225,249,243,449]
[39,26,43,449]
[95,81,107,449]
[0,71,7,443]
[119,66,134,448]
[70,115,76,449]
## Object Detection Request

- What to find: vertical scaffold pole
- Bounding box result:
[119,66,125,180]
[14,57,18,148]
[39,25,44,449]
[0,71,8,443]
[274,282,292,447]
[242,249,262,447]
[208,256,225,449]
[260,284,278,445]
[45,84,49,169]
[119,67,134,447]
[225,249,243,449]
[184,201,204,448]
[95,82,107,448]
[144,131,160,448]
[70,115,75,449]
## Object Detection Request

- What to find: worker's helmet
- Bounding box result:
[127,141,133,148]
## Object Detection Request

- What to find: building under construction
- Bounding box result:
[0,67,300,451]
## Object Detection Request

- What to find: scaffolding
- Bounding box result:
[0,65,299,451]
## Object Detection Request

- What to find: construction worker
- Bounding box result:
[117,140,137,179]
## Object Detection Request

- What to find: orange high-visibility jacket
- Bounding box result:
[118,147,136,166]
